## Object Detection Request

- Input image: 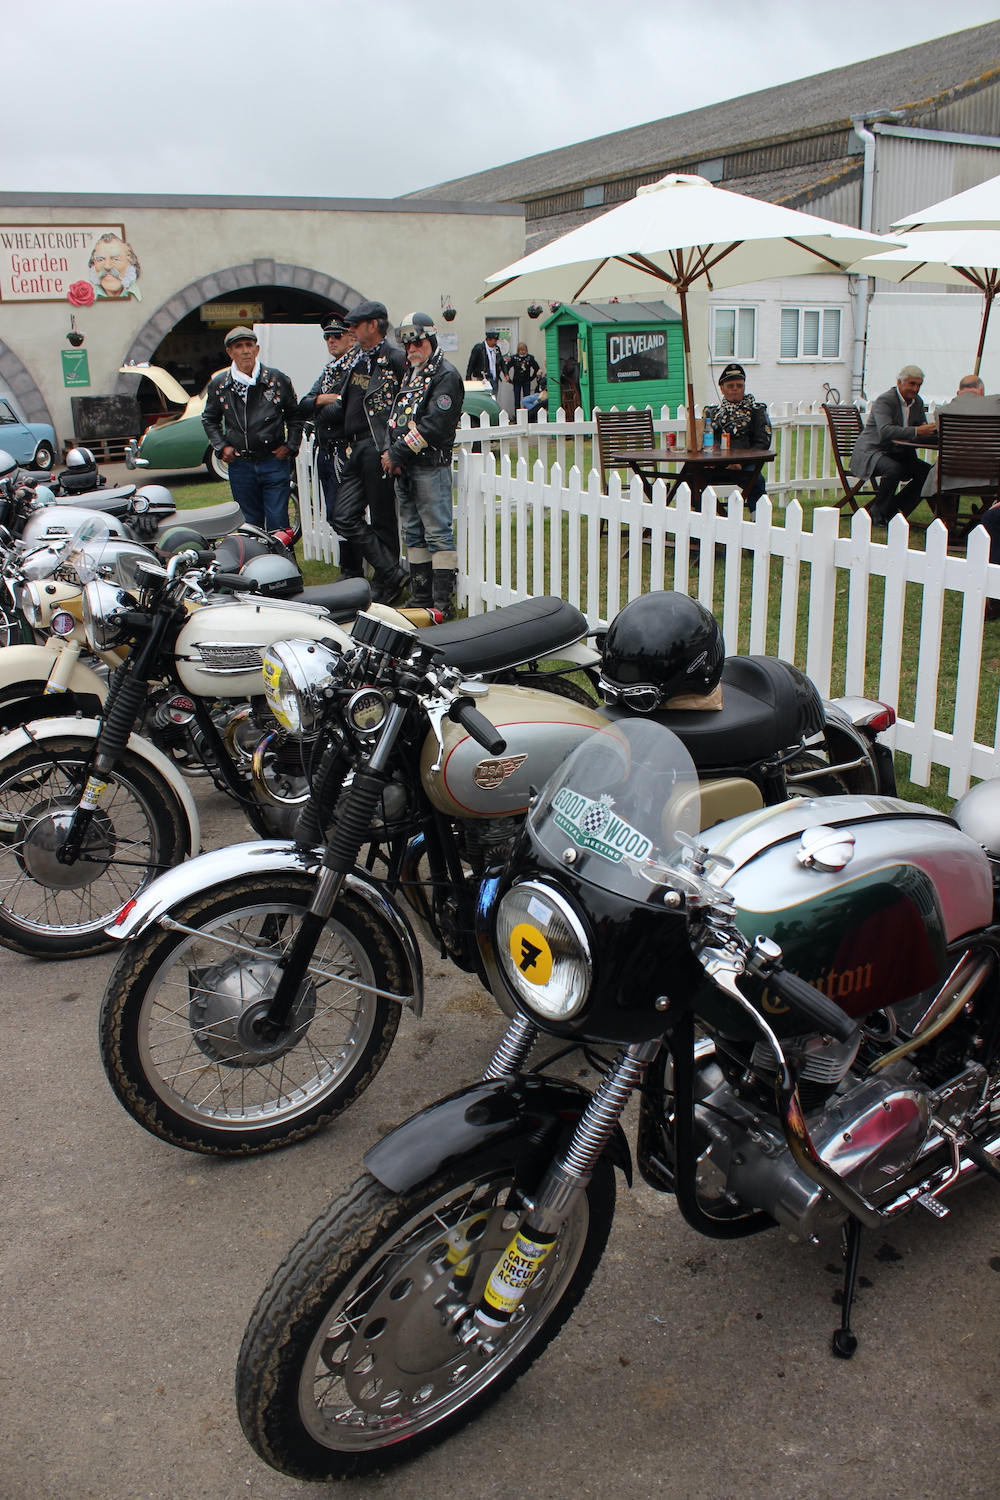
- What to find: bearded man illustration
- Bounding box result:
[88,233,141,300]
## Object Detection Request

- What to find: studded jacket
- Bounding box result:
[384,352,465,469]
[202,364,302,459]
[334,340,408,451]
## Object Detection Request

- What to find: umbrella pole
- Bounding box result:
[974,282,996,377]
[676,282,698,450]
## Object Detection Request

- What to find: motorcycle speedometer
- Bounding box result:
[495,879,592,1020]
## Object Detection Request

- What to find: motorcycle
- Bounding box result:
[98,603,895,1158]
[234,714,1000,1480]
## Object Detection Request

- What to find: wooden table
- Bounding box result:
[612,446,776,507]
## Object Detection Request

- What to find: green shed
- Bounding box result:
[541,301,684,417]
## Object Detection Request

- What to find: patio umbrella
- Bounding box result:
[849,229,1000,375]
[893,172,1000,233]
[481,173,892,444]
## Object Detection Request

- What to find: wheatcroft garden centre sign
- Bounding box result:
[0,225,142,303]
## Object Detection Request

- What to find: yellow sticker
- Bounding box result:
[508,923,553,986]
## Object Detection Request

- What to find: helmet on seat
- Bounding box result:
[64,447,97,470]
[600,592,725,711]
[0,450,18,479]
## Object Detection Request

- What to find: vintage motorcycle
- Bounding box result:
[234,714,1000,1480]
[99,600,896,1158]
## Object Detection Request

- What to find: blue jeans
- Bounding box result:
[395,464,456,559]
[226,455,291,531]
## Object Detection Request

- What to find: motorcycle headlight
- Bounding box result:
[261,639,341,736]
[495,880,592,1021]
[20,581,43,628]
[81,579,130,650]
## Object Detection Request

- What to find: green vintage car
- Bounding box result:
[124,367,503,477]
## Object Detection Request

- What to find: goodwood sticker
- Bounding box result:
[552,788,652,864]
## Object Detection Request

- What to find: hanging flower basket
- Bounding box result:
[527,301,543,319]
[549,301,561,313]
[442,305,457,322]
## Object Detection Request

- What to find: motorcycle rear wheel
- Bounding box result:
[99,874,403,1154]
[0,737,186,957]
[236,1156,615,1480]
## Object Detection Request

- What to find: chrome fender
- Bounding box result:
[0,717,200,855]
[104,839,424,1015]
[0,644,108,701]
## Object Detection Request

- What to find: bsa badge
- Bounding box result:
[473,753,527,790]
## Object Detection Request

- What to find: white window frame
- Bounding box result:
[778,305,843,362]
[711,305,757,363]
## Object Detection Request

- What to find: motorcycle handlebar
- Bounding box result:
[764,965,858,1045]
[211,571,259,593]
[447,696,507,755]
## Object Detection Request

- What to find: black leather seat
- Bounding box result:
[156,501,244,540]
[604,656,824,769]
[54,485,137,510]
[298,578,373,621]
[416,596,588,672]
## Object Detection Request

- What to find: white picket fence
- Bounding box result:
[457,447,1000,799]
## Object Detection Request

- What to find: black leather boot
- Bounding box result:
[407,560,433,608]
[432,566,458,622]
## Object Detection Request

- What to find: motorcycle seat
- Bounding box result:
[606,656,824,769]
[416,596,589,672]
[156,501,243,540]
[298,578,373,621]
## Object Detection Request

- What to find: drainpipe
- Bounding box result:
[850,116,877,403]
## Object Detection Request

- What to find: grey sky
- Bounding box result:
[4,2,999,200]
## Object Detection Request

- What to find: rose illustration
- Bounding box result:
[68,281,95,307]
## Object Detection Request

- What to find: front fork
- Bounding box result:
[456,1016,660,1337]
[254,700,410,1042]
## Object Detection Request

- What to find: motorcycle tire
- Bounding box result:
[99,874,404,1155]
[512,671,595,708]
[0,736,187,958]
[783,751,852,800]
[236,1156,616,1480]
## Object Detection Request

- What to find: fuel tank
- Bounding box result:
[21,505,129,545]
[704,795,994,1028]
[175,598,352,699]
[421,683,604,819]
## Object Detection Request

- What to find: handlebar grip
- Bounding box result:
[765,966,858,1044]
[212,571,259,592]
[447,697,506,755]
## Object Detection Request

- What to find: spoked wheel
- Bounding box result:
[99,874,404,1154]
[0,737,185,958]
[512,671,595,707]
[237,1156,616,1480]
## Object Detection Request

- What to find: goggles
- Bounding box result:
[397,328,430,346]
[597,676,665,714]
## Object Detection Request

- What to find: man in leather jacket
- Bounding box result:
[383,312,465,619]
[325,300,408,603]
[297,317,363,575]
[202,327,301,531]
[466,329,509,396]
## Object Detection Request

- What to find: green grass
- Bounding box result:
[167,473,982,815]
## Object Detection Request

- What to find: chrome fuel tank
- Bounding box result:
[705,795,993,1025]
[421,683,604,818]
[175,598,352,698]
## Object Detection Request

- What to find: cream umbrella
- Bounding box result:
[849,229,1000,375]
[893,172,1000,234]
[481,173,893,444]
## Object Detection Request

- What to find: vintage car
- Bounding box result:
[0,396,56,468]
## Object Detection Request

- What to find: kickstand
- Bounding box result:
[832,1216,862,1359]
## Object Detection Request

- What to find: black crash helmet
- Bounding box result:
[63,447,97,470]
[156,525,209,557]
[601,591,725,709]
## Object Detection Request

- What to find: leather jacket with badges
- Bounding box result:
[702,397,773,456]
[298,366,349,453]
[384,350,465,469]
[336,340,407,451]
[202,364,302,459]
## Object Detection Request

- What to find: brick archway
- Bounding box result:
[114,259,367,393]
[0,337,55,428]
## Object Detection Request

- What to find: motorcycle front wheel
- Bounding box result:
[0,736,186,958]
[100,874,404,1154]
[236,1156,616,1480]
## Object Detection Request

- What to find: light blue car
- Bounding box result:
[0,397,56,469]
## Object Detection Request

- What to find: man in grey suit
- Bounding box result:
[849,364,938,523]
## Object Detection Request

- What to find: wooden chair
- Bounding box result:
[595,408,664,498]
[823,404,876,513]
[928,411,1000,543]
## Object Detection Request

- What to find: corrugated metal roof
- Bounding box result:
[404,21,1000,205]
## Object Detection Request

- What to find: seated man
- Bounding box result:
[921,373,1000,504]
[849,363,937,524]
[701,362,773,512]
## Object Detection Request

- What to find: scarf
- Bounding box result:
[713,392,757,436]
[229,358,260,402]
[386,346,444,447]
[320,343,363,395]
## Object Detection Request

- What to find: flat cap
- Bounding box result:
[344,300,388,326]
[224,326,257,346]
